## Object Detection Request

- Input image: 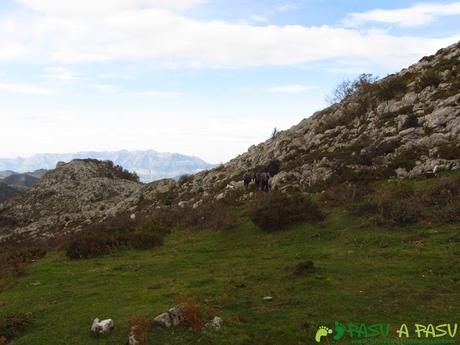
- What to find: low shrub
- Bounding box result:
[416,69,441,91]
[436,142,460,160]
[179,201,239,231]
[376,75,407,101]
[65,230,163,260]
[128,315,149,345]
[374,198,420,227]
[0,313,33,342]
[0,247,46,277]
[178,294,204,333]
[249,192,325,231]
[318,183,373,207]
[347,174,460,226]
[178,174,194,186]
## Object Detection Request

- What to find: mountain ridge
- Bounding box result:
[0,150,216,182]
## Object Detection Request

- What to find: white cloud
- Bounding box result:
[250,15,269,23]
[232,87,253,93]
[344,2,460,27]
[267,85,317,93]
[87,83,118,93]
[0,1,458,69]
[16,0,206,15]
[132,91,183,97]
[0,82,56,95]
[45,66,76,80]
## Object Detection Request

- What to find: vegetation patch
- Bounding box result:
[346,173,460,227]
[0,313,33,344]
[65,229,163,259]
[436,141,460,160]
[0,247,46,278]
[376,75,408,101]
[249,191,324,231]
[416,69,441,91]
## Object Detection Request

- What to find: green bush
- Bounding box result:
[416,69,441,91]
[249,192,324,231]
[374,198,420,227]
[377,75,407,101]
[65,231,163,260]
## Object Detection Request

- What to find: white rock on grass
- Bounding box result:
[91,318,114,335]
[153,304,186,328]
[206,316,223,330]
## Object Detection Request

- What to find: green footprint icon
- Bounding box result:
[315,326,333,343]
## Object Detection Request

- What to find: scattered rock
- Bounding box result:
[153,304,186,328]
[127,329,139,345]
[130,213,136,220]
[206,316,223,330]
[215,193,225,201]
[263,296,273,301]
[91,318,114,336]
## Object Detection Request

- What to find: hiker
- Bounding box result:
[254,172,261,190]
[261,172,270,192]
[243,172,251,190]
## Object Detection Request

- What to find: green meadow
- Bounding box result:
[1,204,459,345]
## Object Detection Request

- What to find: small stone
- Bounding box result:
[263,296,273,301]
[130,213,136,220]
[206,316,223,330]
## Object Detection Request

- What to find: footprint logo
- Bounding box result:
[315,326,333,343]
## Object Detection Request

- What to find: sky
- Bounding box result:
[0,0,459,163]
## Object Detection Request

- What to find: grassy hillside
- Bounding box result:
[1,187,459,345]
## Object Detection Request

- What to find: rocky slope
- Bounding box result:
[0,159,142,241]
[159,40,460,207]
[2,173,39,189]
[0,182,19,203]
[0,41,459,241]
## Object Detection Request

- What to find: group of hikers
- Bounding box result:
[243,171,272,192]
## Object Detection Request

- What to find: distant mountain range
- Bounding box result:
[0,169,46,202]
[0,150,216,182]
